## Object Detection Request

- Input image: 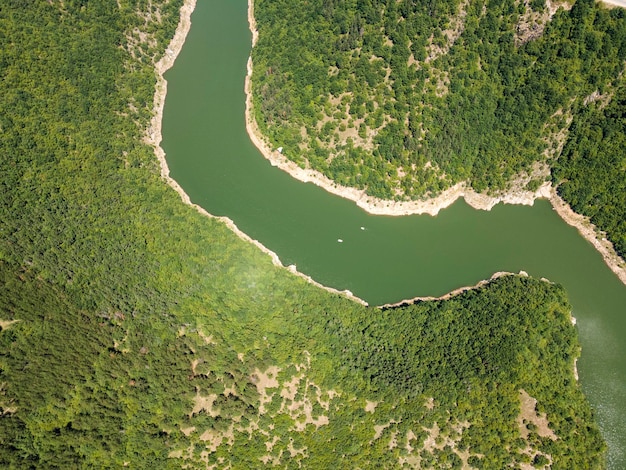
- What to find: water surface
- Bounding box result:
[162,1,626,466]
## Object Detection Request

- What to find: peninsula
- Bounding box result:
[246,0,626,286]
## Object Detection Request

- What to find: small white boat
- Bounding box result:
[337,239,343,243]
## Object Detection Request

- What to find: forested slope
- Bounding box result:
[0,1,605,467]
[251,0,626,260]
[552,81,626,260]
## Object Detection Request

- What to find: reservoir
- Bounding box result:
[161,0,626,466]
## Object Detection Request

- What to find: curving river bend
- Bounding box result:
[161,1,626,466]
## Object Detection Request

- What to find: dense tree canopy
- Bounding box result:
[0,0,606,467]
[253,0,625,193]
[552,82,626,260]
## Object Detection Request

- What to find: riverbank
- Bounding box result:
[382,270,581,383]
[146,2,625,464]
[145,0,366,306]
[149,0,624,309]
[601,0,626,8]
[244,0,626,288]
[549,191,626,285]
[380,271,520,308]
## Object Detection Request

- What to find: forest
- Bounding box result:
[251,0,626,260]
[552,81,626,259]
[0,0,606,468]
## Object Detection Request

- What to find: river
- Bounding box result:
[161,0,626,466]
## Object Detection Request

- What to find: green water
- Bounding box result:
[162,0,626,466]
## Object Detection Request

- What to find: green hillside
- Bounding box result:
[0,1,605,467]
[251,0,626,259]
[552,80,626,259]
